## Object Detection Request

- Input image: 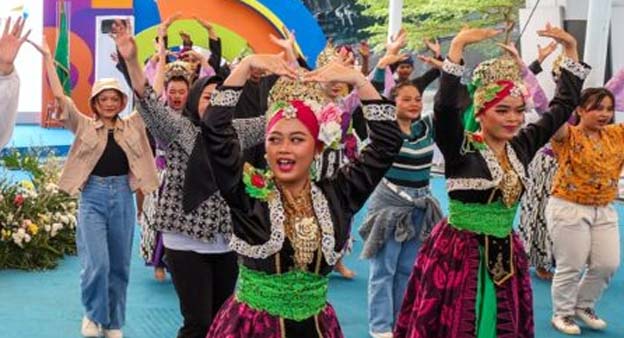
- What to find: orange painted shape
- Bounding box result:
[157,1,282,54]
[42,27,95,126]
[91,0,132,9]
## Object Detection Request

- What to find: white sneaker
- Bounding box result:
[81,316,101,337]
[104,329,123,338]
[370,332,393,338]
[575,307,607,330]
[551,315,581,335]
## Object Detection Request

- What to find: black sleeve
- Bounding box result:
[512,65,587,161]
[411,63,441,93]
[208,37,222,73]
[325,101,402,214]
[201,87,271,244]
[433,68,467,165]
[351,106,368,140]
[528,60,543,75]
[115,49,133,89]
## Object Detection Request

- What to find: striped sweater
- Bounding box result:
[385,114,435,188]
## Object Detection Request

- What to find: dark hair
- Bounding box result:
[574,87,615,124]
[390,81,420,101]
[165,75,190,90]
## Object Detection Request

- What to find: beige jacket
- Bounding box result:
[57,97,159,196]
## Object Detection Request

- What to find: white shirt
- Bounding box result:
[0,69,19,149]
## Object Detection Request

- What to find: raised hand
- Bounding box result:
[377,53,409,69]
[303,61,364,85]
[537,40,558,64]
[111,19,137,61]
[423,38,441,58]
[387,28,407,55]
[269,29,296,52]
[497,42,523,65]
[193,15,213,31]
[537,23,578,61]
[246,53,297,78]
[0,16,31,75]
[449,26,503,63]
[417,55,443,70]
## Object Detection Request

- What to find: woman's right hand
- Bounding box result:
[377,53,409,69]
[224,53,296,87]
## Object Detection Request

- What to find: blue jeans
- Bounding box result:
[368,185,428,334]
[77,175,135,329]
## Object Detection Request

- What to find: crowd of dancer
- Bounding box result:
[1,11,623,338]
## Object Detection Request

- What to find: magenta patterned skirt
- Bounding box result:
[394,219,534,338]
[206,296,344,338]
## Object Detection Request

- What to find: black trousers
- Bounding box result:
[165,248,238,338]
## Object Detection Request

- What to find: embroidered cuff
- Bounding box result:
[561,58,591,80]
[363,103,396,121]
[442,59,465,77]
[210,88,242,107]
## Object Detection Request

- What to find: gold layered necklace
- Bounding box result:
[281,180,321,270]
[496,149,523,207]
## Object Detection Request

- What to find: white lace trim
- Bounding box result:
[229,183,343,265]
[506,144,528,188]
[443,59,465,77]
[446,178,498,191]
[560,58,591,80]
[229,189,285,259]
[363,103,396,121]
[310,184,344,265]
[210,89,242,107]
[447,144,527,191]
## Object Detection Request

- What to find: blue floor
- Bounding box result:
[0,176,623,338]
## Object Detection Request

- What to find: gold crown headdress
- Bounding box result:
[267,72,326,120]
[164,61,194,84]
[471,57,526,113]
[315,41,336,69]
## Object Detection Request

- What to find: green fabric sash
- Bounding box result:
[448,200,518,238]
[476,246,497,338]
[236,265,329,321]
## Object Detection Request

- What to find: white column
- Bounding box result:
[583,0,612,87]
[388,0,403,42]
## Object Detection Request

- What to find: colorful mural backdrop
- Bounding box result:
[41,0,326,123]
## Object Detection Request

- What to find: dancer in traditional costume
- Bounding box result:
[394,24,590,338]
[202,52,402,337]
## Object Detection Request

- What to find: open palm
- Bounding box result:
[0,16,31,69]
[111,20,137,61]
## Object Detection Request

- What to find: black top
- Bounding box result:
[434,61,587,204]
[202,87,401,336]
[528,59,543,75]
[91,129,130,177]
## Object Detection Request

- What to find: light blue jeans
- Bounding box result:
[367,185,428,335]
[77,175,136,330]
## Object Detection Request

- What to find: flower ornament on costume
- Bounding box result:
[243,163,275,201]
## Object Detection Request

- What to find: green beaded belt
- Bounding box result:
[448,199,518,238]
[236,265,329,321]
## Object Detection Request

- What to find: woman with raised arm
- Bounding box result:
[394,24,590,338]
[111,20,265,338]
[37,34,158,337]
[201,52,402,337]
[546,86,623,335]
